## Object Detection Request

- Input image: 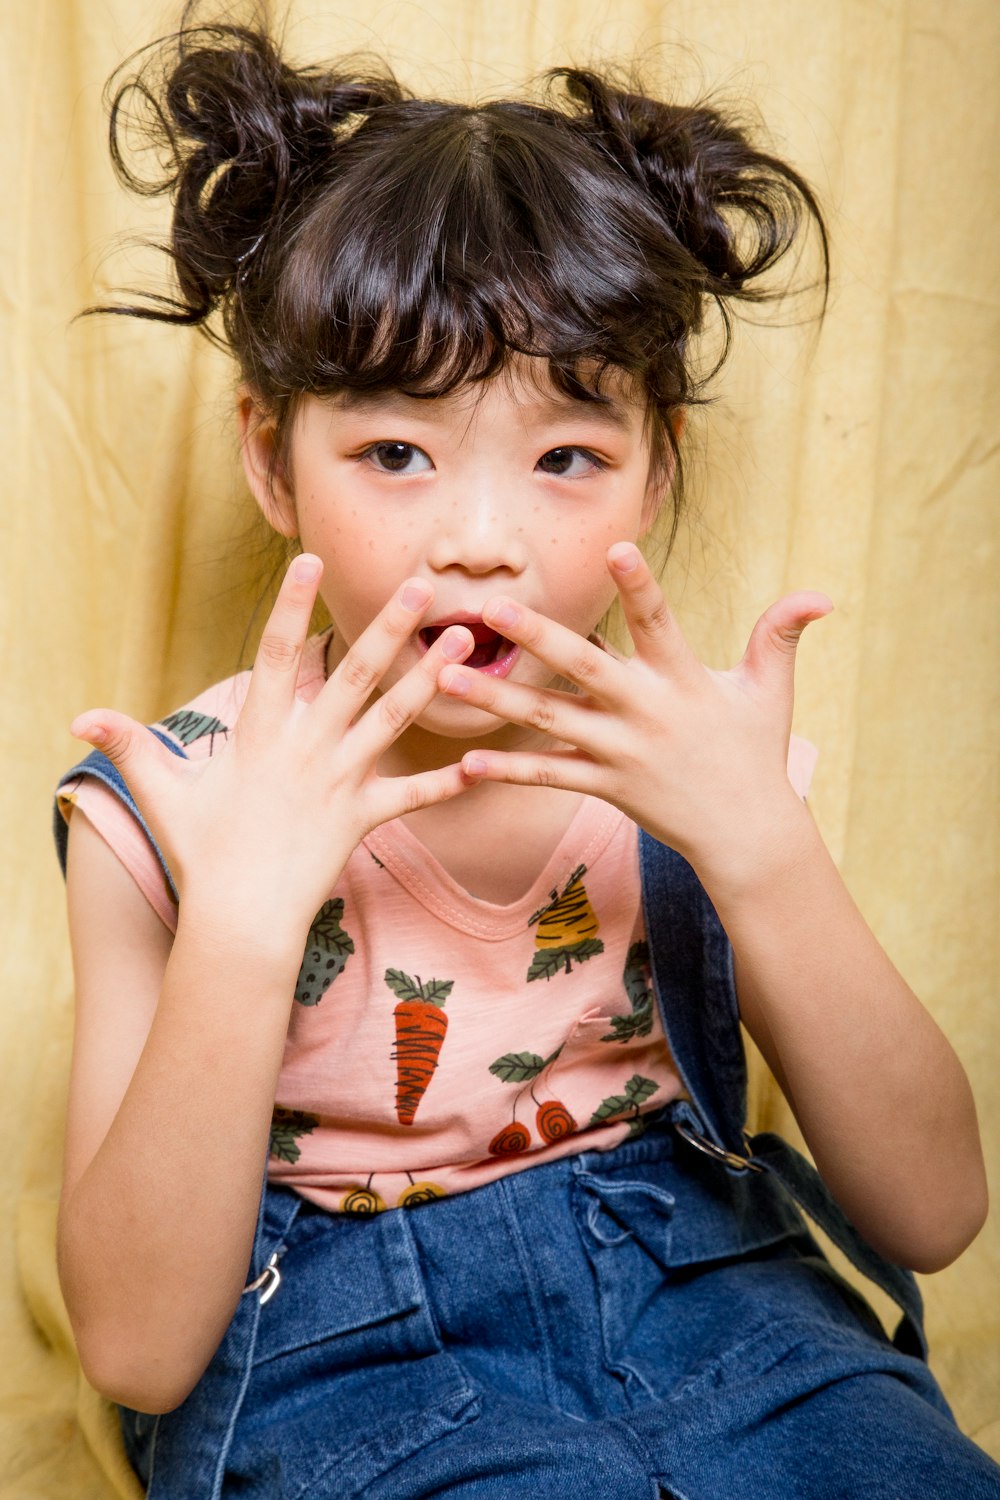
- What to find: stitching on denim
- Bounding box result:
[663,1313,911,1410]
[288,1383,481,1500]
[497,1173,563,1411]
[203,1188,302,1498]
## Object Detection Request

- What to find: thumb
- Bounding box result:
[70,709,179,808]
[740,591,833,694]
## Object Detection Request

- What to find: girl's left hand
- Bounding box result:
[438,542,832,896]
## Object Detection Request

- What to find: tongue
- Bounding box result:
[467,635,503,669]
[422,623,505,668]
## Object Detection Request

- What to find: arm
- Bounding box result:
[58,558,477,1414]
[714,798,988,1273]
[60,812,302,1412]
[433,550,989,1272]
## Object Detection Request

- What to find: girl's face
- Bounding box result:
[241,361,662,755]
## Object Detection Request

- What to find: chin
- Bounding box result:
[413,699,510,742]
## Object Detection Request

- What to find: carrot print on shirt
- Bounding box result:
[384,969,452,1125]
[527,864,604,981]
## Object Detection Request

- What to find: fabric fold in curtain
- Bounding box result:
[2,1,997,1492]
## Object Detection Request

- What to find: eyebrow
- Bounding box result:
[332,388,636,432]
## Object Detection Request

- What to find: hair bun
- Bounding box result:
[558,69,826,301]
[108,21,403,320]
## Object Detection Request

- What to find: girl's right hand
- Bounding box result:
[69,555,475,940]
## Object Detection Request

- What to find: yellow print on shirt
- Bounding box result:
[527,864,604,981]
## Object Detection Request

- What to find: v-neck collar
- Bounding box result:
[363,795,623,940]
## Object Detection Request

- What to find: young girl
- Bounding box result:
[53,10,999,1499]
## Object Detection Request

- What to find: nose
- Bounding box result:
[426,486,529,577]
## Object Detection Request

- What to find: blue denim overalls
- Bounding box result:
[55,744,1000,1499]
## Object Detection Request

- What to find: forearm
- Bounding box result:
[58,902,302,1412]
[700,800,988,1273]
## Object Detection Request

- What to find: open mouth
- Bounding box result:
[419,622,519,677]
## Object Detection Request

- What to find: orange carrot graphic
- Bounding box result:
[384,969,453,1125]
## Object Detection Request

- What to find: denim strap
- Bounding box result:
[638,829,927,1360]
[53,731,187,898]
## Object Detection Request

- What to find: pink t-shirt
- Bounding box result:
[58,631,816,1215]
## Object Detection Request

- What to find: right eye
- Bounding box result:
[362,442,433,475]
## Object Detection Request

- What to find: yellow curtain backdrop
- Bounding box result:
[2,0,997,1492]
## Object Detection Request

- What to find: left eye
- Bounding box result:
[536,447,603,477]
[364,442,433,474]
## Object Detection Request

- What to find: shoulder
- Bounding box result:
[150,670,251,760]
[150,628,332,758]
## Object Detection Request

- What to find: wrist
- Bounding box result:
[173,883,316,973]
[685,788,823,910]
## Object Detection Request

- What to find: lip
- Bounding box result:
[476,640,520,678]
[417,614,521,677]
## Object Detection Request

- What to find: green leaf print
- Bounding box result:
[588,1074,659,1127]
[622,941,653,1009]
[600,1009,653,1045]
[624,1074,658,1104]
[268,1107,319,1164]
[526,938,604,983]
[384,970,454,1006]
[489,1052,547,1083]
[160,709,229,746]
[601,942,654,1042]
[588,1093,634,1126]
[295,898,355,1005]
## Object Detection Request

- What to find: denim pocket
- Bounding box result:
[572,1154,810,1405]
[229,1202,479,1499]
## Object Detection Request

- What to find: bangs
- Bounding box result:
[260,98,697,408]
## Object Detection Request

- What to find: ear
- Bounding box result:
[237,386,298,539]
[640,408,686,534]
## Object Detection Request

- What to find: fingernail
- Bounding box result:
[609,544,640,573]
[440,629,470,660]
[464,755,487,775]
[442,667,470,695]
[401,583,432,612]
[487,600,519,629]
[72,718,105,744]
[293,555,321,582]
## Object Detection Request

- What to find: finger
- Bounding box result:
[739,591,833,695]
[438,664,607,752]
[607,543,695,673]
[367,760,478,824]
[242,554,324,723]
[458,747,603,796]
[479,597,625,705]
[321,577,437,732]
[69,709,181,809]
[345,623,475,761]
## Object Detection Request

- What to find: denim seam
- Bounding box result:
[497,1172,562,1412]
[202,1186,301,1498]
[663,1312,909,1410]
[287,1382,481,1500]
[204,1298,263,1499]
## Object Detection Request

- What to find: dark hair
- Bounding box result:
[93,4,828,539]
